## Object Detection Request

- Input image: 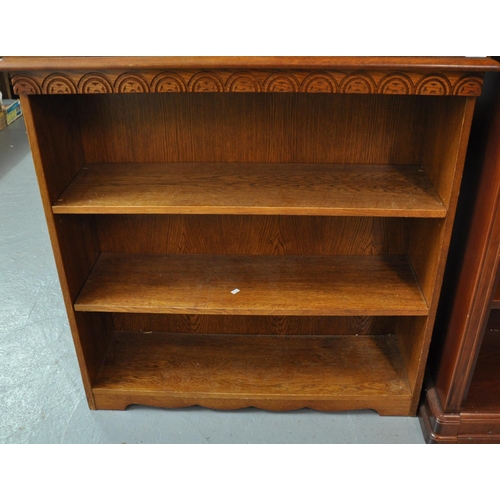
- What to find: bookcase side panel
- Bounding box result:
[410,98,476,306]
[404,97,477,412]
[21,96,110,407]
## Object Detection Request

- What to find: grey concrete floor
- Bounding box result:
[0,117,425,443]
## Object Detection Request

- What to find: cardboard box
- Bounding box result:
[0,107,6,131]
[2,99,22,125]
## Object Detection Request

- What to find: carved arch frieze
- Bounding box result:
[43,74,77,94]
[225,72,262,92]
[151,72,187,92]
[188,72,224,92]
[300,73,338,93]
[10,69,484,96]
[264,73,300,92]
[78,73,113,94]
[377,73,414,95]
[12,76,41,95]
[340,73,376,94]
[416,74,452,95]
[114,73,149,93]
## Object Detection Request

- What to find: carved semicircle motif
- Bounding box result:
[12,75,42,95]
[264,73,300,92]
[114,72,149,93]
[225,72,261,92]
[377,73,414,94]
[188,72,224,92]
[300,72,337,93]
[340,73,376,94]
[415,74,451,95]
[453,76,483,96]
[78,73,113,94]
[42,74,77,94]
[151,72,187,92]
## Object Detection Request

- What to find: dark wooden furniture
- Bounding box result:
[3,56,499,415]
[419,71,500,442]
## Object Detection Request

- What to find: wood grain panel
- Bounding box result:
[20,96,106,408]
[74,253,428,316]
[52,163,446,217]
[408,218,446,306]
[76,93,427,165]
[461,327,500,412]
[408,101,475,306]
[26,95,85,203]
[492,283,500,308]
[3,56,498,71]
[112,313,398,336]
[54,215,100,300]
[407,98,476,414]
[395,316,428,389]
[4,57,494,99]
[92,332,411,414]
[6,69,488,98]
[422,96,469,207]
[96,215,409,256]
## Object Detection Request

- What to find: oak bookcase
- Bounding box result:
[3,57,499,416]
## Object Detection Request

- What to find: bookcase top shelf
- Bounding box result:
[53,163,447,217]
[2,56,499,71]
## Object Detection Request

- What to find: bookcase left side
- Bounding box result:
[21,94,110,409]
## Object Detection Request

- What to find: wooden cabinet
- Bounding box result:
[419,71,500,441]
[3,57,499,416]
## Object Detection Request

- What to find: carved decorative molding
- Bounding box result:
[11,69,485,96]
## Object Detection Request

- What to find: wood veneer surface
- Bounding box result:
[462,325,500,412]
[2,56,498,71]
[492,283,500,308]
[77,93,427,166]
[74,253,428,316]
[92,333,411,401]
[53,163,446,217]
[111,313,399,336]
[96,215,409,256]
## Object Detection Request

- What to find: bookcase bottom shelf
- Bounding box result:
[91,332,413,415]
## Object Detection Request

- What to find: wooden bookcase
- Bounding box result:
[3,57,499,416]
[419,71,500,441]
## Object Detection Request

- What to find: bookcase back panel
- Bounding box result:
[111,313,401,337]
[77,93,427,165]
[95,214,409,256]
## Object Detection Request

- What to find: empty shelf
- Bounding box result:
[74,253,428,316]
[53,163,447,217]
[92,332,412,413]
